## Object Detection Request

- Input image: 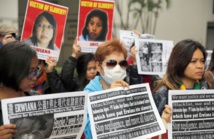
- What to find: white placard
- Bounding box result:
[2,91,88,139]
[88,83,166,139]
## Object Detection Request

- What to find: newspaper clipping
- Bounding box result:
[135,38,173,75]
[77,0,114,53]
[168,90,214,139]
[1,92,87,139]
[88,83,166,139]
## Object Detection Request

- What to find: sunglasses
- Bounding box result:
[27,67,41,80]
[102,60,128,69]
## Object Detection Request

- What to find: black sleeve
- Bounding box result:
[44,69,68,94]
[126,65,143,85]
[0,101,3,126]
[60,56,77,91]
[152,87,168,116]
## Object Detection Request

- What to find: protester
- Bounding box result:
[80,9,108,41]
[0,24,17,48]
[24,11,59,51]
[42,38,97,94]
[83,38,168,139]
[60,52,97,91]
[152,39,209,139]
[0,41,40,139]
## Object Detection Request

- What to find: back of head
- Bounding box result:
[95,38,127,62]
[0,24,17,37]
[155,39,207,90]
[0,41,37,91]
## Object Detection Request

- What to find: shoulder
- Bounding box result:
[200,80,209,89]
[80,35,88,41]
[153,85,168,96]
[24,38,33,45]
[84,76,102,92]
[28,90,40,96]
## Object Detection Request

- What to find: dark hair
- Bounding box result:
[208,48,214,72]
[82,9,108,41]
[31,11,56,49]
[76,53,95,90]
[154,39,207,90]
[0,41,37,91]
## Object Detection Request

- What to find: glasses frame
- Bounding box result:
[37,24,54,30]
[27,67,41,80]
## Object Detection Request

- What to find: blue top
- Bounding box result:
[80,35,89,41]
[83,76,103,139]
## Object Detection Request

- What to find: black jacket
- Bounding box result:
[43,56,78,94]
[152,80,209,116]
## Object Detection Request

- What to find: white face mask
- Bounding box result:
[101,65,127,85]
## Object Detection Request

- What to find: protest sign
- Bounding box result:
[88,83,166,139]
[21,0,68,60]
[77,0,114,53]
[135,39,173,75]
[168,90,214,139]
[2,92,87,139]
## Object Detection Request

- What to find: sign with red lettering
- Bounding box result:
[77,0,114,53]
[21,0,68,60]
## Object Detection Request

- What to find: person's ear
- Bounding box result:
[96,61,102,72]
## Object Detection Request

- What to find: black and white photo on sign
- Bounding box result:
[11,114,54,139]
[168,90,214,139]
[88,83,166,139]
[135,38,173,75]
[1,92,88,139]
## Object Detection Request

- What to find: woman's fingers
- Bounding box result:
[0,124,16,139]
[111,80,129,89]
[162,105,172,123]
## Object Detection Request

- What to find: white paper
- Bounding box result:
[168,90,214,139]
[1,91,88,139]
[205,50,213,70]
[88,83,166,139]
[135,39,173,75]
[120,30,155,58]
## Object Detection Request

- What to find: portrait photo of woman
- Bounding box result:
[24,11,59,51]
[80,9,108,42]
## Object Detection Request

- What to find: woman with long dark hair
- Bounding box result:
[24,11,58,51]
[44,39,97,93]
[152,39,209,139]
[0,41,39,139]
